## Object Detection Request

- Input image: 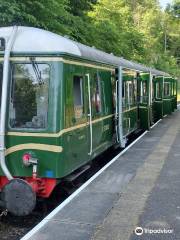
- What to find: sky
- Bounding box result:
[159,0,173,9]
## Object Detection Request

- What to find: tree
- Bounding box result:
[0,0,72,35]
[170,0,180,17]
[0,0,179,77]
[87,0,145,60]
[69,0,96,16]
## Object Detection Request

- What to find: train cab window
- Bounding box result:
[73,76,84,119]
[92,72,102,114]
[164,82,170,97]
[10,63,50,129]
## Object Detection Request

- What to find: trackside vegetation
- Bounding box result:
[0,0,179,98]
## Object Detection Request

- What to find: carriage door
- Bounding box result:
[153,76,163,121]
[163,78,172,115]
[138,73,150,130]
[70,73,90,170]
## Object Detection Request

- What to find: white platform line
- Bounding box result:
[21,123,164,240]
[150,119,162,129]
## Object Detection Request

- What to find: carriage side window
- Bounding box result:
[164,82,170,97]
[73,76,83,119]
[10,63,50,129]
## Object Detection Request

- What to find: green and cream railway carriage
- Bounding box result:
[0,26,177,216]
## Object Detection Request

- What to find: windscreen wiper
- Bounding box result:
[30,59,43,85]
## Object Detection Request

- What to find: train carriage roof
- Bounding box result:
[0,26,170,77]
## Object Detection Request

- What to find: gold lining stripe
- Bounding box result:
[140,73,150,76]
[8,57,114,71]
[123,107,137,113]
[123,69,137,75]
[5,143,63,156]
[7,114,114,137]
[139,106,148,109]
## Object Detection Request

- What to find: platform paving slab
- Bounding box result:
[25,109,180,240]
[130,128,180,240]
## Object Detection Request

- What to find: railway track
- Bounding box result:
[0,130,144,240]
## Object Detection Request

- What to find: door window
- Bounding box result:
[156,82,161,98]
[164,82,170,97]
[127,81,134,106]
[140,81,148,103]
[92,72,102,114]
[73,76,84,119]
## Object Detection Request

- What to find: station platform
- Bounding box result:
[22,107,180,240]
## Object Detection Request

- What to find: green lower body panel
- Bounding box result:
[153,101,163,121]
[123,107,138,136]
[163,99,172,115]
[139,105,150,130]
[172,96,177,111]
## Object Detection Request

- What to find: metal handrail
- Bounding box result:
[118,66,126,148]
[0,26,18,180]
[115,80,119,143]
[86,73,93,155]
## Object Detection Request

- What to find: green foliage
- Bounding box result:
[69,0,96,16]
[87,0,145,60]
[0,0,72,35]
[171,0,180,17]
[0,0,179,77]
